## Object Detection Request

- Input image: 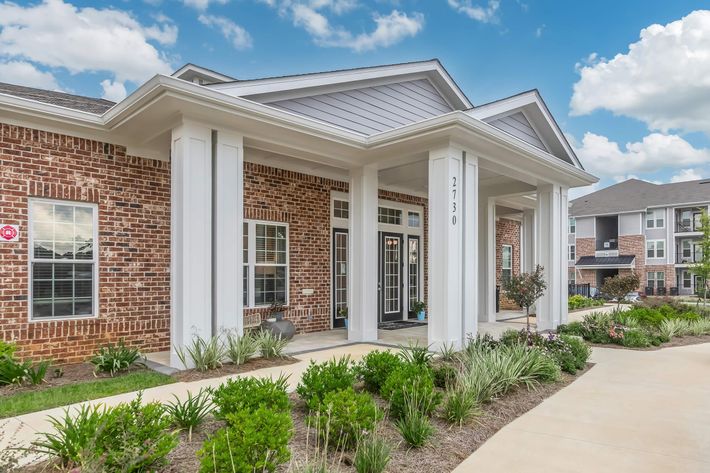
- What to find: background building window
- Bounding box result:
[501,245,512,283]
[30,200,97,319]
[647,271,665,289]
[569,217,576,234]
[378,207,402,225]
[646,209,664,228]
[568,268,576,285]
[569,244,576,261]
[243,221,288,307]
[408,211,421,228]
[646,240,665,258]
[333,200,349,219]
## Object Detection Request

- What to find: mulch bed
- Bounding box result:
[160,364,592,473]
[591,334,710,351]
[172,356,299,382]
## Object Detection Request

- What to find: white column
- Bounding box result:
[213,130,244,335]
[559,187,569,325]
[536,184,562,331]
[462,153,479,340]
[486,198,497,322]
[170,121,212,368]
[428,145,464,350]
[477,192,491,321]
[348,165,378,342]
[522,208,535,273]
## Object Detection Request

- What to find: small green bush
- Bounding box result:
[0,340,16,359]
[559,335,591,371]
[380,363,441,419]
[225,332,258,365]
[25,360,49,385]
[432,363,457,389]
[256,330,289,359]
[198,407,293,473]
[568,295,604,311]
[165,388,213,441]
[397,341,433,366]
[315,388,382,449]
[212,375,290,418]
[354,435,391,473]
[297,356,356,411]
[557,321,586,337]
[91,339,145,375]
[622,328,651,348]
[357,350,402,393]
[32,404,106,466]
[442,384,480,426]
[0,356,31,385]
[394,389,435,448]
[175,335,225,371]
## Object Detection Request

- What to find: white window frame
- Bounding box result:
[568,244,576,262]
[683,271,692,288]
[243,219,289,308]
[646,239,665,259]
[501,244,513,283]
[378,206,402,225]
[407,210,421,228]
[646,209,665,229]
[333,199,349,219]
[568,217,576,234]
[28,198,99,321]
[647,271,665,289]
[568,268,576,285]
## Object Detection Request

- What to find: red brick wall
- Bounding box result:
[576,237,595,258]
[0,124,171,363]
[495,217,521,310]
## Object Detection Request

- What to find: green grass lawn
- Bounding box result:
[0,370,175,419]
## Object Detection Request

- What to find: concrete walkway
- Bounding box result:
[454,342,710,473]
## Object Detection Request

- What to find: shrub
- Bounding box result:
[297,356,356,411]
[225,332,258,365]
[198,407,293,473]
[33,395,178,472]
[212,375,290,418]
[25,360,50,385]
[438,342,457,362]
[315,388,381,449]
[659,319,691,339]
[688,317,710,336]
[380,363,441,419]
[397,341,433,366]
[568,295,604,311]
[559,335,591,371]
[357,350,402,393]
[432,363,457,389]
[622,328,651,348]
[0,340,16,359]
[165,388,213,441]
[0,357,30,385]
[557,321,586,337]
[175,335,225,371]
[394,389,435,448]
[581,311,617,344]
[256,330,289,359]
[442,384,480,426]
[354,435,391,473]
[91,339,145,376]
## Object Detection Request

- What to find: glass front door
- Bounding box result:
[332,229,348,328]
[379,232,403,322]
[408,236,420,318]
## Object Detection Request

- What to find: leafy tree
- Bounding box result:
[601,273,641,309]
[690,210,710,308]
[502,265,547,334]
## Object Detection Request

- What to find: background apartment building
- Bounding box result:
[569,179,709,297]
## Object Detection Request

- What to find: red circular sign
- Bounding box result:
[0,225,17,241]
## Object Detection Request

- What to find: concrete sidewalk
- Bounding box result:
[454,342,710,473]
[1,343,383,462]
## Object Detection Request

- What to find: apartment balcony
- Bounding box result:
[675,207,706,233]
[675,222,703,233]
[596,239,618,251]
[676,251,703,265]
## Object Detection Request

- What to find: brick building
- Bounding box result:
[0,60,596,364]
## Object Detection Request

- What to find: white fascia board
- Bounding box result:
[0,92,106,129]
[576,264,635,269]
[468,91,583,169]
[206,60,472,109]
[172,64,236,83]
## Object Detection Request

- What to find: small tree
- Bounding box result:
[502,265,547,335]
[601,272,641,309]
[690,210,710,307]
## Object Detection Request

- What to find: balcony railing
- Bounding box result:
[596,240,618,251]
[676,222,702,233]
[676,251,703,264]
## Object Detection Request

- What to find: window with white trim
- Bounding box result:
[568,217,576,234]
[407,211,421,228]
[501,245,512,284]
[568,268,576,285]
[646,240,665,259]
[646,209,664,229]
[683,271,692,288]
[647,271,665,289]
[568,244,576,261]
[378,207,401,225]
[30,200,97,319]
[242,221,288,307]
[333,200,349,219]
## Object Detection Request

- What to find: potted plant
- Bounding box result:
[268,301,286,321]
[411,300,426,321]
[338,306,349,329]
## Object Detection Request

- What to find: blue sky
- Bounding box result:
[1,0,709,196]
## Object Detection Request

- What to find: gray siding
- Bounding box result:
[264,79,453,135]
[576,217,595,238]
[486,112,547,151]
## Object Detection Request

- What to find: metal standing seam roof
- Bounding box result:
[0,82,115,114]
[570,178,710,216]
[575,255,636,267]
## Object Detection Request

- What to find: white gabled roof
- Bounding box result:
[172,63,237,85]
[467,90,582,169]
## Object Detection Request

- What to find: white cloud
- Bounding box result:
[199,14,253,50]
[447,0,500,23]
[572,132,710,179]
[0,60,59,89]
[183,0,229,10]
[0,0,175,86]
[670,168,704,183]
[100,79,127,102]
[570,10,710,135]
[264,2,423,52]
[535,24,545,38]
